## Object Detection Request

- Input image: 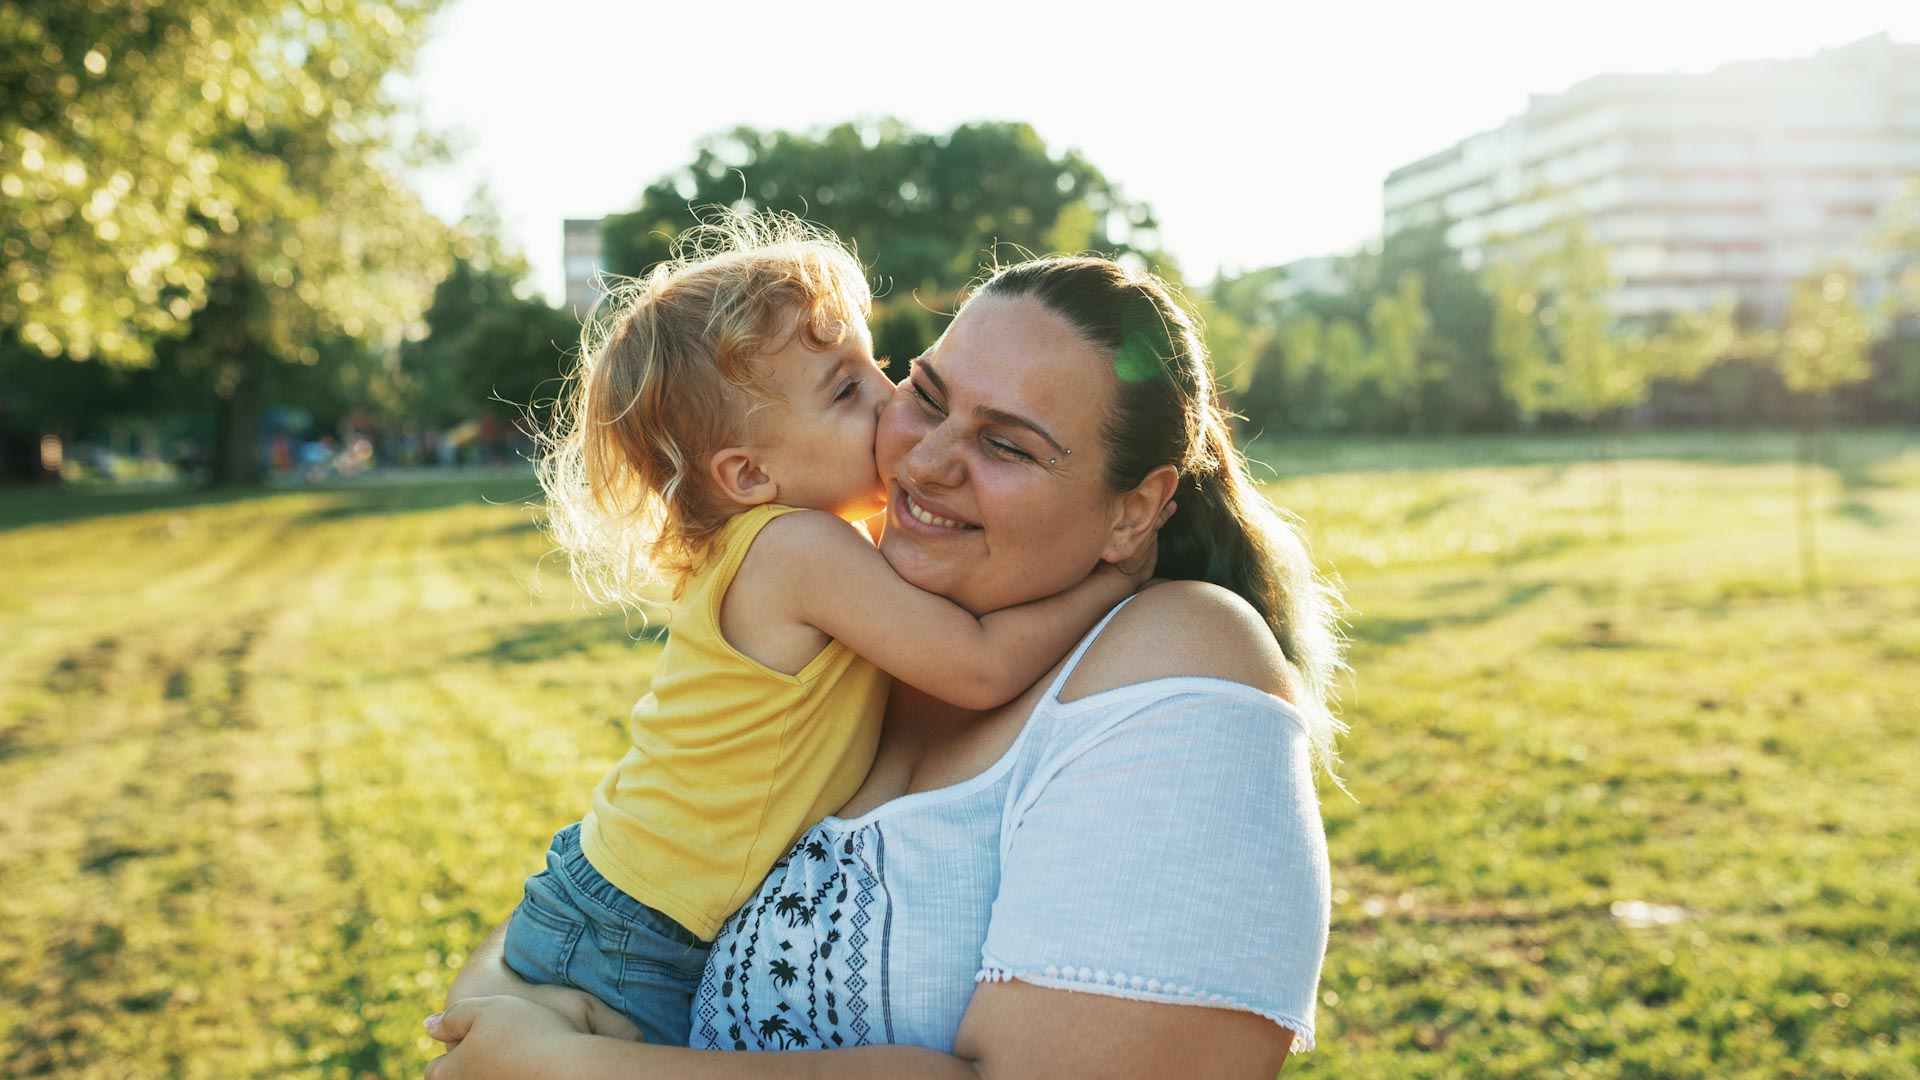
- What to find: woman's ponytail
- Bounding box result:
[979,257,1348,773]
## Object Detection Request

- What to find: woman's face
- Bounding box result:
[875,292,1124,615]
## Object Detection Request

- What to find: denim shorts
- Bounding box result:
[501,822,711,1045]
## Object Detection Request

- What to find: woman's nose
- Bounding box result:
[904,419,965,489]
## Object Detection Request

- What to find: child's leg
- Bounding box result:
[500,823,710,1045]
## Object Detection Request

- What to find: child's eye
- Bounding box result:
[833,380,858,402]
[912,381,946,416]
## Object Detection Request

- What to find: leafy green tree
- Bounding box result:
[2,0,452,484]
[1486,212,1743,534]
[1868,179,1920,418]
[1370,222,1505,431]
[1484,216,1645,425]
[1777,268,1874,594]
[1362,271,1432,429]
[401,234,578,434]
[1209,223,1504,435]
[597,119,1171,363]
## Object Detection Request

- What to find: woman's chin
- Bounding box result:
[878,522,963,593]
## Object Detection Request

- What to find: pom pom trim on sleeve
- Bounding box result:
[974,962,1315,1053]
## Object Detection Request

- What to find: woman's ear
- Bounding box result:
[1102,464,1179,566]
[708,446,778,507]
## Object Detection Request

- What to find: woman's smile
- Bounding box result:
[891,481,979,533]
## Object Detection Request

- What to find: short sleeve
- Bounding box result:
[976,688,1330,1052]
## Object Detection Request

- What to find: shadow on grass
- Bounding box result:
[0,484,268,532]
[1351,581,1555,648]
[1834,498,1889,529]
[290,475,541,527]
[448,519,543,545]
[0,471,540,533]
[469,613,666,665]
[1249,428,1915,479]
[1402,491,1467,525]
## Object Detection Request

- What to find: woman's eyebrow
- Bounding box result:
[916,359,1068,455]
[977,405,1068,455]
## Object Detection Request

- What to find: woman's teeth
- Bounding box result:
[905,493,968,529]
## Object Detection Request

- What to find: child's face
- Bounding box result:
[748,322,894,523]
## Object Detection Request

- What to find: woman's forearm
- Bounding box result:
[446,920,515,1004]
[427,995,979,1080]
[555,1038,979,1080]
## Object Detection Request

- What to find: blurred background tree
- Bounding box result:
[400,232,580,434]
[1,0,454,484]
[1868,180,1920,419]
[1776,267,1875,593]
[596,119,1170,366]
[1210,222,1508,439]
[1483,212,1747,534]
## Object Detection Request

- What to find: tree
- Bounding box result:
[596,120,1171,364]
[1208,223,1503,436]
[2,0,452,484]
[1867,179,1920,419]
[1369,222,1505,431]
[1777,268,1874,594]
[1363,271,1432,429]
[1484,215,1648,425]
[400,235,579,434]
[1485,212,1741,535]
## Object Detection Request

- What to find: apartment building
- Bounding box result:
[1382,33,1920,321]
[562,218,606,315]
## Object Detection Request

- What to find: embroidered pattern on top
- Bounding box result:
[694,828,889,1050]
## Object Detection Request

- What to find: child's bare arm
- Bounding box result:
[754,511,1145,710]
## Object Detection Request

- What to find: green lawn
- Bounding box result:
[1,432,1915,1079]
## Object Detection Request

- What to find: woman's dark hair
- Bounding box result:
[975,257,1346,767]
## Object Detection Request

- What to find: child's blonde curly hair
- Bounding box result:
[537,212,873,604]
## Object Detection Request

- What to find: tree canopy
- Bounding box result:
[597,119,1170,363]
[2,0,456,482]
[3,0,450,366]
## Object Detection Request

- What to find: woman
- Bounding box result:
[428,256,1345,1078]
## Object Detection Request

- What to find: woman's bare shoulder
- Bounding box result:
[1058,579,1297,704]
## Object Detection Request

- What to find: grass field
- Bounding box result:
[1,430,1915,1079]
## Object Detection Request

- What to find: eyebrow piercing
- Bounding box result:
[1047,448,1073,465]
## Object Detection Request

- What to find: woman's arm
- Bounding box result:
[424,986,1290,1080]
[427,578,1318,1079]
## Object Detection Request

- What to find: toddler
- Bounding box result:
[495,217,1140,1044]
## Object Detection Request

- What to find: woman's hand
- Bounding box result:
[424,995,589,1080]
[497,983,642,1041]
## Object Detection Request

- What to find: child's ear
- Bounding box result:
[708,446,778,507]
[1101,464,1179,566]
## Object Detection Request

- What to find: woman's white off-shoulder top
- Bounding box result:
[691,598,1331,1054]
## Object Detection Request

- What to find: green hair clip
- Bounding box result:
[1114,313,1174,384]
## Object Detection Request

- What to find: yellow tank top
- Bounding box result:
[579,504,889,941]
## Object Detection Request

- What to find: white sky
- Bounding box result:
[400,0,1920,301]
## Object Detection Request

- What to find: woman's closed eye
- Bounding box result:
[833,379,859,403]
[986,436,1034,461]
[911,379,945,416]
[912,378,1036,461]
